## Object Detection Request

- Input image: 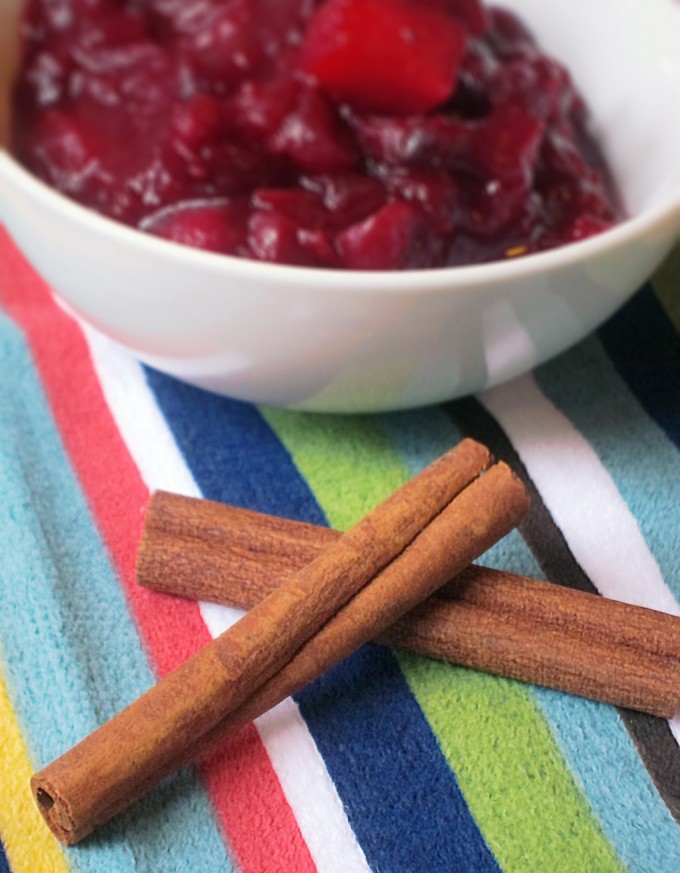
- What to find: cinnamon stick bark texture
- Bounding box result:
[167,461,530,762]
[138,490,680,719]
[33,439,525,844]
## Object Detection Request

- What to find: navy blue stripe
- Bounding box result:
[297,645,502,873]
[0,837,9,873]
[143,368,328,524]
[598,285,680,450]
[145,368,502,873]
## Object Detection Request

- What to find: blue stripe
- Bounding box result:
[143,368,328,525]
[0,837,9,873]
[378,402,680,873]
[298,645,501,873]
[0,314,231,872]
[145,368,502,873]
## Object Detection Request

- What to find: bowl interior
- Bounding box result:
[508,0,680,218]
[2,0,680,223]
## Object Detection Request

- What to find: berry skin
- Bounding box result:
[420,0,489,36]
[336,202,424,270]
[248,210,337,266]
[300,0,467,115]
[142,199,250,255]
[269,83,358,173]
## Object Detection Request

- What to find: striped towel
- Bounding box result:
[1,221,680,873]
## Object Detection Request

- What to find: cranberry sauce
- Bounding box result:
[12,0,624,270]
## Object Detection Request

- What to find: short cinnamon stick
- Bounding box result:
[33,440,528,844]
[137,491,680,719]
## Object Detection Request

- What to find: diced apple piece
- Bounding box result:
[300,0,467,115]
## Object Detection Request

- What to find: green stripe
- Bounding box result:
[397,656,624,873]
[261,408,624,873]
[260,408,408,530]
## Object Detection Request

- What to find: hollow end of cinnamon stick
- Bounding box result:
[32,779,76,845]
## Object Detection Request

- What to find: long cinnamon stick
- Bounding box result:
[137,491,680,719]
[33,440,527,844]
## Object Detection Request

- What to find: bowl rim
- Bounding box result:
[1,146,680,295]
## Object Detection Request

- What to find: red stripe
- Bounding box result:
[0,223,317,873]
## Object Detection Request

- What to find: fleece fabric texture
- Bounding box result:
[1,222,680,873]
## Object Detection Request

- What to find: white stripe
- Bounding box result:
[81,325,201,499]
[479,372,680,616]
[669,715,680,744]
[82,327,371,873]
[201,605,371,873]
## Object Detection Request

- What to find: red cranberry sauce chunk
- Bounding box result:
[13,0,624,270]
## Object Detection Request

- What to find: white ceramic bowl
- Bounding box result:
[2,0,680,412]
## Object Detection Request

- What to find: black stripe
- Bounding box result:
[443,395,680,824]
[450,397,594,594]
[620,712,680,822]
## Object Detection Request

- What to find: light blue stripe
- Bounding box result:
[535,334,680,603]
[0,312,231,872]
[375,404,680,873]
[375,408,546,578]
[531,687,680,872]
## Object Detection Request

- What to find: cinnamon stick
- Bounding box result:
[130,460,529,780]
[138,491,680,719]
[33,440,528,844]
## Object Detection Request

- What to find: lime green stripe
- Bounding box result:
[652,241,680,331]
[397,654,624,873]
[260,408,624,873]
[260,409,408,530]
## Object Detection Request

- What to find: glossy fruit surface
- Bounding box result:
[299,0,467,115]
[12,0,624,269]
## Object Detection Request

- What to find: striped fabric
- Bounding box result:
[1,221,680,872]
